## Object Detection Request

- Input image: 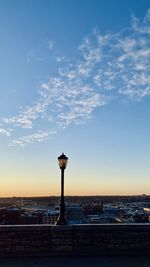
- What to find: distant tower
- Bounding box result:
[100,202,104,213]
[21,199,24,207]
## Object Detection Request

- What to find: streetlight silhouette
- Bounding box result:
[56,153,68,225]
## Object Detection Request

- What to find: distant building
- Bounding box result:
[86,207,123,224]
[42,209,59,224]
[18,212,42,224]
[66,206,88,224]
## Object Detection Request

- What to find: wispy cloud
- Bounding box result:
[56,56,66,62]
[0,128,11,137]
[10,130,56,147]
[48,40,54,50]
[27,51,44,63]
[3,101,48,129]
[1,9,150,146]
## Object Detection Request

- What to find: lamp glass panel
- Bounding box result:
[58,158,68,168]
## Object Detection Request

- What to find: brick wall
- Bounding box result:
[0,224,150,256]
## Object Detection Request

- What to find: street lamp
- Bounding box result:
[56,153,68,225]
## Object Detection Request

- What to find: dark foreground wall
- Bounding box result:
[0,224,150,256]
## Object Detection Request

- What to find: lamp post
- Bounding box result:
[56,153,68,225]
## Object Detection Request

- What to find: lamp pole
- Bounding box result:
[56,153,68,225]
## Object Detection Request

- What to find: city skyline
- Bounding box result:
[0,0,150,196]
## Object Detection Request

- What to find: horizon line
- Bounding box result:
[0,194,149,199]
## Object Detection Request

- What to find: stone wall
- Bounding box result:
[0,224,150,256]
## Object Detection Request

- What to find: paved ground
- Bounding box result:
[0,256,150,267]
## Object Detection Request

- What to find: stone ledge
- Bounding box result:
[0,224,150,256]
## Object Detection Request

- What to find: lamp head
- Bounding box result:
[58,153,68,169]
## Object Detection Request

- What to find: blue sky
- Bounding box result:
[0,0,150,196]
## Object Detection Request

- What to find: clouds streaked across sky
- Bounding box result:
[1,8,150,147]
